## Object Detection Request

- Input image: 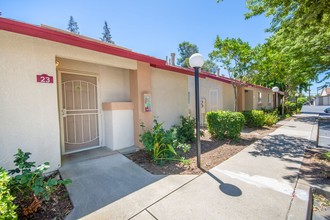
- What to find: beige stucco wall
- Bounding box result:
[0,30,136,172]
[244,87,273,110]
[152,68,188,129]
[188,76,227,115]
[222,83,235,111]
[57,58,131,103]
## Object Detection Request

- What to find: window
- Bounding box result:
[258,92,262,103]
[268,94,271,103]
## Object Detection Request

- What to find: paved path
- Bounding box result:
[81,114,316,220]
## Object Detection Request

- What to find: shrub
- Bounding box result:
[173,115,195,143]
[323,151,330,161]
[297,97,307,109]
[285,101,297,115]
[206,111,245,140]
[0,168,17,220]
[242,110,265,127]
[140,120,190,164]
[264,112,279,126]
[8,149,72,216]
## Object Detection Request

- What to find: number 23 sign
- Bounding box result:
[36,74,53,83]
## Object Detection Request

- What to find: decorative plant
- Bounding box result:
[242,110,265,127]
[264,110,280,126]
[0,168,17,220]
[206,111,245,140]
[140,119,190,164]
[173,115,196,143]
[8,149,72,216]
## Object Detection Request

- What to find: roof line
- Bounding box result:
[0,17,165,66]
[0,17,271,90]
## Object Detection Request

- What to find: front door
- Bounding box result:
[59,72,100,153]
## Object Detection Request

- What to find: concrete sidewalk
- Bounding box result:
[83,114,316,220]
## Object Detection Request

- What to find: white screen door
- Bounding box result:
[60,73,99,153]
[209,89,219,111]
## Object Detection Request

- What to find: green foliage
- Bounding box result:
[243,0,330,94]
[206,111,245,140]
[242,110,265,128]
[264,111,279,126]
[210,36,252,80]
[297,97,307,109]
[8,149,72,202]
[201,59,218,74]
[140,120,190,164]
[323,151,330,161]
[285,101,297,115]
[177,41,199,67]
[173,115,195,143]
[67,16,79,34]
[0,168,17,220]
[100,21,114,44]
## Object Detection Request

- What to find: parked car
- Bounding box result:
[324,107,330,113]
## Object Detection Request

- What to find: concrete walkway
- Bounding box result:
[60,151,196,219]
[81,114,317,220]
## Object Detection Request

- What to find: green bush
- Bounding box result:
[8,149,72,203]
[0,168,17,220]
[206,111,245,140]
[242,110,265,127]
[264,112,279,126]
[297,97,307,109]
[173,115,195,143]
[285,101,297,115]
[140,120,190,164]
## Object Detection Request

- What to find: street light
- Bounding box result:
[272,87,279,109]
[189,53,204,168]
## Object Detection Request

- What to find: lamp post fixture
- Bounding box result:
[189,53,204,168]
[272,86,279,109]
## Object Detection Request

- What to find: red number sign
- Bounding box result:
[36,74,53,83]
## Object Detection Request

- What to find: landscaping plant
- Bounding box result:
[0,168,17,220]
[173,115,196,143]
[8,149,72,216]
[206,111,245,140]
[264,110,280,126]
[242,110,265,127]
[140,120,190,164]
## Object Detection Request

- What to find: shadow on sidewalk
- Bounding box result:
[200,168,242,197]
[248,134,312,161]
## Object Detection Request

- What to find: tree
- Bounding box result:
[177,41,199,67]
[244,0,330,81]
[100,21,115,44]
[210,36,252,111]
[201,59,218,74]
[67,16,79,34]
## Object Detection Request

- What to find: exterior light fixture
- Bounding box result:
[272,86,279,93]
[189,53,204,168]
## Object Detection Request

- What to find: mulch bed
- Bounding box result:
[126,125,280,175]
[14,172,73,220]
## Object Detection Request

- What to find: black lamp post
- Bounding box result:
[189,53,204,168]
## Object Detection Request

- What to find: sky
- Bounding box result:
[0,0,324,95]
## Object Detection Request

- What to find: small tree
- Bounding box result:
[100,21,114,44]
[67,16,79,34]
[210,36,252,111]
